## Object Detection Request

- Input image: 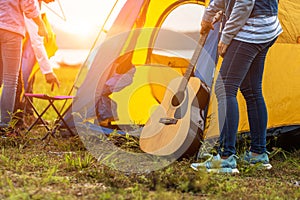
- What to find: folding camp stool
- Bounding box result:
[24,93,75,139]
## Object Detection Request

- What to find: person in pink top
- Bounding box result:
[0,0,48,127]
[14,0,60,126]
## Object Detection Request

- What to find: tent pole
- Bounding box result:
[42,0,67,21]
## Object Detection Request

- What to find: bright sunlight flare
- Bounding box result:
[43,0,127,37]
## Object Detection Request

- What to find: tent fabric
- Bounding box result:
[65,0,300,144]
[69,1,209,126]
[65,0,208,128]
[194,20,219,88]
[96,66,136,122]
[64,0,150,127]
[277,0,300,44]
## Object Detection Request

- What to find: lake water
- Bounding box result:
[50,49,90,67]
[50,48,195,69]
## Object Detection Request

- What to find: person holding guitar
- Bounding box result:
[191,0,282,173]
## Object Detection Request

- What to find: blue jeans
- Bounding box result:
[215,38,277,156]
[21,38,36,91]
[0,29,22,124]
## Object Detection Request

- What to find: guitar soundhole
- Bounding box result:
[171,91,185,107]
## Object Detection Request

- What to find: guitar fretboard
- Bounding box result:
[178,34,208,92]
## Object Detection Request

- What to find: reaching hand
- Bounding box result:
[200,20,214,34]
[45,72,60,91]
[213,11,223,24]
[200,11,223,35]
[218,41,229,57]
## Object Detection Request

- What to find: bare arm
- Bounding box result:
[31,15,48,41]
[25,17,60,90]
[21,0,49,40]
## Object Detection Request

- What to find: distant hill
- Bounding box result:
[52,24,200,50]
[153,30,200,50]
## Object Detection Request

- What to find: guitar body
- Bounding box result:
[140,76,209,158]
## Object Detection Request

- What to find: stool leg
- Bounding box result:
[49,100,75,136]
[25,96,51,133]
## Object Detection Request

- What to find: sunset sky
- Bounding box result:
[42,0,127,38]
[43,0,203,40]
[42,0,204,64]
[42,0,128,63]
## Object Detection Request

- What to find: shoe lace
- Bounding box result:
[202,153,214,162]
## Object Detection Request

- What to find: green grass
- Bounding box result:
[0,67,299,199]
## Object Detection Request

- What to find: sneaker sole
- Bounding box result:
[191,164,239,173]
[190,164,200,171]
[207,168,240,174]
[250,163,272,170]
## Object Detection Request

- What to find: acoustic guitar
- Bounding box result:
[139,33,211,158]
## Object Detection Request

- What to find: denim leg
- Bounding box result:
[215,40,260,157]
[21,39,36,90]
[240,39,277,154]
[0,42,2,85]
[240,53,267,154]
[0,30,22,123]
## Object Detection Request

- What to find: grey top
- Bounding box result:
[202,0,255,45]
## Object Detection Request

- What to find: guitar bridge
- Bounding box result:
[159,118,178,125]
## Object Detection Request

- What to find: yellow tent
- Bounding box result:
[68,0,300,148]
[69,0,209,128]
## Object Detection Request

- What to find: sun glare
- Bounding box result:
[44,0,127,37]
[64,20,96,37]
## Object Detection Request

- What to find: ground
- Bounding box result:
[0,67,299,199]
[0,128,299,199]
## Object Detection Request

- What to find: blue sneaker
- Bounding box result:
[0,122,8,128]
[243,151,272,169]
[191,154,239,173]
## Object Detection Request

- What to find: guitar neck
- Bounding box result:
[179,33,208,91]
